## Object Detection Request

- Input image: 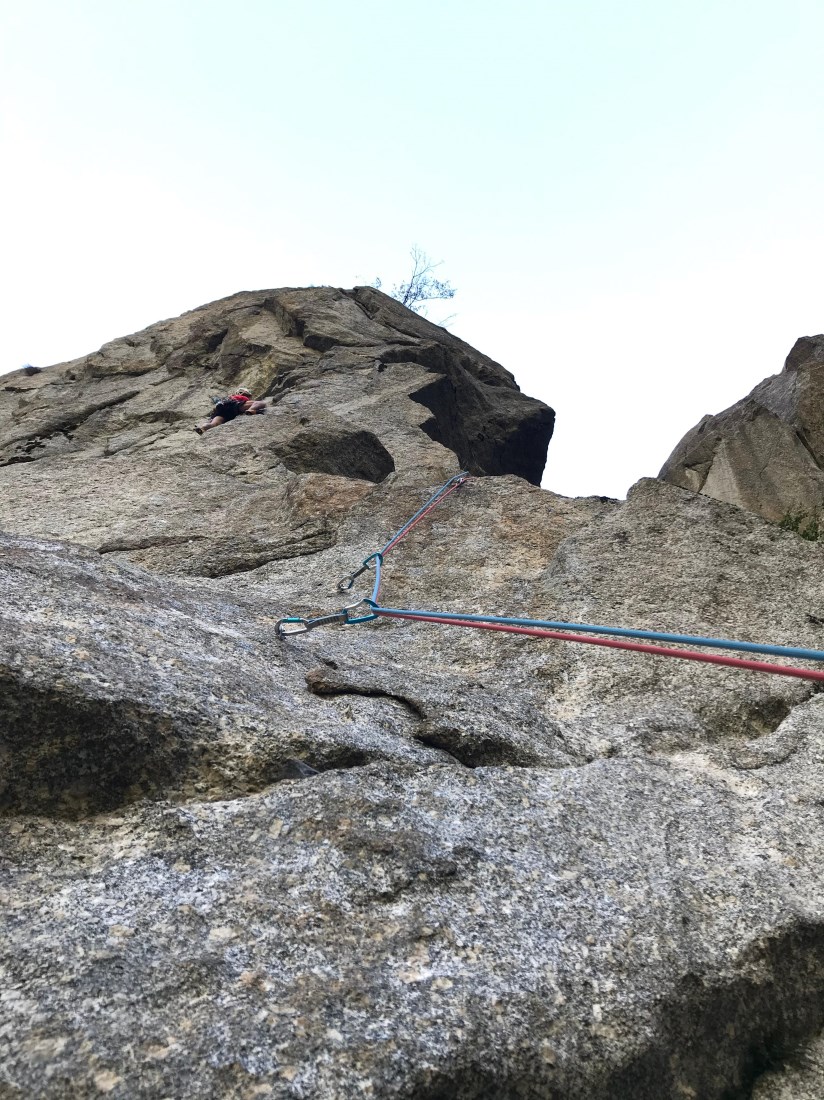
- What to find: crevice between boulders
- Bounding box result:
[304,667,472,768]
[305,665,426,718]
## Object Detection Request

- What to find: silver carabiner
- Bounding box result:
[337,564,369,593]
[337,552,382,593]
[343,598,379,625]
[276,617,310,637]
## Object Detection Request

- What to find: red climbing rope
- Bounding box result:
[375,611,824,682]
[279,471,824,684]
[381,474,469,555]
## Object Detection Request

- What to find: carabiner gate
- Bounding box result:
[336,552,383,593]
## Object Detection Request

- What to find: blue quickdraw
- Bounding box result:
[275,470,824,684]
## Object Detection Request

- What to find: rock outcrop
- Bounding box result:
[660,335,824,523]
[0,287,553,578]
[4,292,824,1098]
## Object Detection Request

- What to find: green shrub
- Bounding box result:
[779,511,821,541]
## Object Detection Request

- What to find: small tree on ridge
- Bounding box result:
[373,245,456,317]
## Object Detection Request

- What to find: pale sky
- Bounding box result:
[2,0,822,498]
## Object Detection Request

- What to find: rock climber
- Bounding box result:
[193,388,267,435]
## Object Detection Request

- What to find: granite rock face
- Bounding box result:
[660,335,824,523]
[0,287,554,578]
[4,295,824,1098]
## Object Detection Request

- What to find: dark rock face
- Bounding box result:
[271,424,395,482]
[660,335,824,522]
[410,373,555,482]
[6,294,824,1098]
[752,1028,824,1099]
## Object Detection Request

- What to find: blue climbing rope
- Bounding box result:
[275,473,824,681]
[361,604,824,663]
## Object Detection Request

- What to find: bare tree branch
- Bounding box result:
[373,246,457,316]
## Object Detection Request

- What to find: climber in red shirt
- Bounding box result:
[194,388,267,435]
